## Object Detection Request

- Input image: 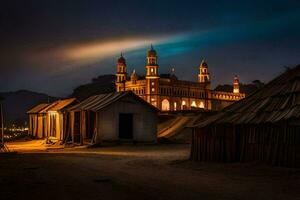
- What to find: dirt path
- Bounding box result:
[0,144,299,200]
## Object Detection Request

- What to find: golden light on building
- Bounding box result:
[115,45,245,111]
[233,75,240,94]
[161,99,170,111]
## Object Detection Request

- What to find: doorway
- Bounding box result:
[86,111,96,139]
[73,111,81,143]
[119,113,133,139]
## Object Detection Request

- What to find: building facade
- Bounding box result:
[116,46,245,111]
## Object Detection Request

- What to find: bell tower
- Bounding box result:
[198,60,210,83]
[145,45,160,108]
[233,75,240,93]
[146,45,158,76]
[198,60,211,90]
[115,53,127,92]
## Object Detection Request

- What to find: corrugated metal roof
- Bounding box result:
[68,91,159,112]
[40,98,77,113]
[193,65,300,127]
[27,103,50,114]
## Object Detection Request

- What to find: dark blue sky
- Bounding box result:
[0,0,299,96]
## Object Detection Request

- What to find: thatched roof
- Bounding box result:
[193,65,300,127]
[68,91,159,112]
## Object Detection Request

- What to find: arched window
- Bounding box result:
[199,101,204,108]
[161,99,170,111]
[181,100,187,110]
[191,101,197,107]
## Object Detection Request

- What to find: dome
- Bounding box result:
[117,53,126,64]
[200,60,208,68]
[234,75,239,83]
[147,45,157,57]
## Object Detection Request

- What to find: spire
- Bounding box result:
[150,44,154,50]
[118,52,126,64]
[200,59,208,67]
[131,69,138,83]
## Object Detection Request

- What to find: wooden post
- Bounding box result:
[80,110,86,146]
[91,112,98,144]
[1,103,4,144]
[70,112,74,145]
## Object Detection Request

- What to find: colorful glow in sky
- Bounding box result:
[0,0,299,96]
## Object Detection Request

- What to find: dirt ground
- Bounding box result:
[1,142,300,200]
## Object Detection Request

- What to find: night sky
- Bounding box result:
[0,0,299,96]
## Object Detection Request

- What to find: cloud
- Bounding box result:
[23,9,300,77]
[25,35,181,74]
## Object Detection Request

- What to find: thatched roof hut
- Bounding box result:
[191,65,300,167]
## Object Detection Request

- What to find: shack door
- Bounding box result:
[73,111,81,143]
[119,113,133,139]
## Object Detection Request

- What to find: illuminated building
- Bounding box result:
[116,45,245,111]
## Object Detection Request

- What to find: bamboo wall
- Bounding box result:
[191,123,300,167]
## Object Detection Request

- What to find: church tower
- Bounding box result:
[115,53,127,92]
[198,60,211,90]
[145,45,160,107]
[198,60,210,83]
[233,75,240,93]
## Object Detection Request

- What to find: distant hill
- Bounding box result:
[214,80,265,96]
[0,75,116,126]
[71,74,116,101]
[0,90,58,126]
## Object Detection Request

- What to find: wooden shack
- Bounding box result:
[67,91,158,144]
[28,98,77,140]
[40,98,77,141]
[27,103,50,138]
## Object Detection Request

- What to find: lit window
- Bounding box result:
[199,101,204,108]
[181,100,186,110]
[152,88,155,92]
[151,68,154,73]
[191,101,196,107]
[162,99,170,111]
[151,82,155,86]
[174,102,177,111]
